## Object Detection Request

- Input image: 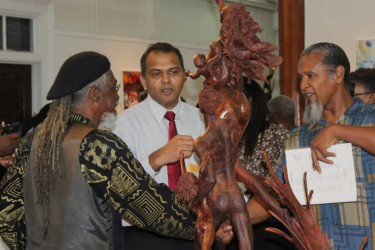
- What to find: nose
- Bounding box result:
[161,72,170,84]
[299,76,309,92]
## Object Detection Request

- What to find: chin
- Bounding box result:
[99,112,118,132]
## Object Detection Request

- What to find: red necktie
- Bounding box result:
[164,111,182,191]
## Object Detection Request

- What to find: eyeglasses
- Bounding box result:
[105,84,121,92]
[354,91,375,97]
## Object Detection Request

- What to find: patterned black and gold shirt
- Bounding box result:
[0,114,194,249]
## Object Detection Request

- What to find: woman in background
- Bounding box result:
[238,78,295,250]
[239,79,293,177]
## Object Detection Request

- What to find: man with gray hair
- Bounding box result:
[267,95,296,130]
[247,42,375,249]
[0,51,196,250]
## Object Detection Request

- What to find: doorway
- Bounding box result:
[0,63,32,124]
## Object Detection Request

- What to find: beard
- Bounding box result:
[98,111,117,132]
[303,100,323,126]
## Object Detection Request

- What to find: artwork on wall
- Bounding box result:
[122,71,146,109]
[356,39,375,68]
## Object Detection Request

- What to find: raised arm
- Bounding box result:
[148,135,194,172]
[310,125,375,172]
[79,130,195,240]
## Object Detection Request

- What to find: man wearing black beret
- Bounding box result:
[0,51,196,249]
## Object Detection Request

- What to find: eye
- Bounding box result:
[169,69,180,75]
[306,72,317,79]
[297,74,302,84]
[150,71,161,77]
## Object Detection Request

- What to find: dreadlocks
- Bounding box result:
[31,95,72,237]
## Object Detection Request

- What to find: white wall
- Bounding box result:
[52,0,278,110]
[54,31,208,109]
[1,0,277,113]
[305,0,375,70]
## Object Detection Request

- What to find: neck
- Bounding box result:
[323,89,353,124]
[71,106,100,128]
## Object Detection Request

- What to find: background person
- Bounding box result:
[0,125,20,180]
[238,79,294,250]
[267,95,296,131]
[350,67,375,104]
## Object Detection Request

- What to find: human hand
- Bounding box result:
[149,135,194,171]
[215,220,233,244]
[310,125,337,173]
[0,153,16,168]
[0,132,20,157]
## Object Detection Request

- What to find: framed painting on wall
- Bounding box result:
[122,71,146,109]
[356,39,375,68]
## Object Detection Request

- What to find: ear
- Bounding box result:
[140,75,147,90]
[335,65,345,83]
[88,86,101,103]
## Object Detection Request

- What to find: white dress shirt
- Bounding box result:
[114,96,205,226]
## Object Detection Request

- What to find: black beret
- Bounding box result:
[47,51,110,100]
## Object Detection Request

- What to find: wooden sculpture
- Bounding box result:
[178,1,281,249]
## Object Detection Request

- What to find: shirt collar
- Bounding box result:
[70,113,96,128]
[145,95,182,122]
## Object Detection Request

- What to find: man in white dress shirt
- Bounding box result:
[114,42,205,250]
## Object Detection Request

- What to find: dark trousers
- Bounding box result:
[121,226,193,250]
[119,222,294,250]
[212,220,295,250]
[252,220,295,250]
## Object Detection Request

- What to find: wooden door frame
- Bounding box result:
[279,0,305,125]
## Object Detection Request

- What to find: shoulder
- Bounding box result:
[82,129,129,152]
[348,98,375,116]
[284,123,315,150]
[114,102,151,134]
[346,100,375,125]
[180,102,204,120]
[17,130,35,159]
[289,123,311,136]
[21,130,34,151]
[268,123,288,133]
[181,101,201,113]
[117,101,149,120]
[267,123,290,138]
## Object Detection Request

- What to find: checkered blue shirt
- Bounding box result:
[276,98,375,250]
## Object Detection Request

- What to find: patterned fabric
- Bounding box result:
[0,114,194,250]
[0,132,32,250]
[239,123,290,177]
[80,130,194,238]
[276,98,375,250]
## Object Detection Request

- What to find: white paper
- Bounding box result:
[285,143,357,205]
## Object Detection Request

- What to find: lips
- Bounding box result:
[161,88,174,95]
[303,92,318,103]
[303,92,315,98]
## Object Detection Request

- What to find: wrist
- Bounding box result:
[148,151,163,172]
[330,124,342,140]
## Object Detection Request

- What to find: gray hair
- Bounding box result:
[267,95,295,129]
[71,70,109,108]
[301,42,352,93]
